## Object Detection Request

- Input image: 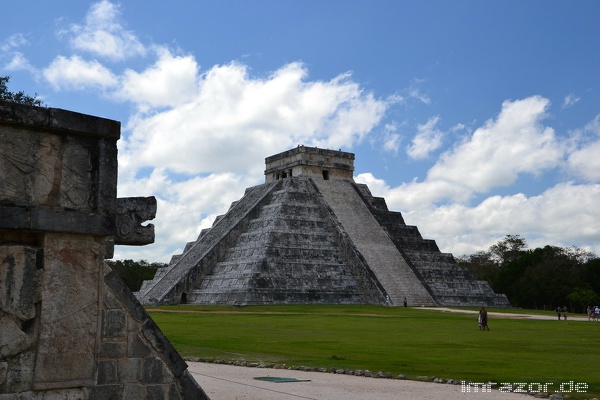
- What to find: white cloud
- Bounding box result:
[406,115,443,159]
[355,172,390,195]
[3,52,37,75]
[357,174,472,211]
[1,35,37,75]
[382,123,401,153]
[566,114,600,182]
[427,96,564,194]
[562,93,581,109]
[118,47,199,109]
[399,182,600,256]
[408,88,431,104]
[359,97,566,211]
[568,141,600,182]
[0,33,28,52]
[63,0,146,60]
[43,55,118,90]
[120,61,390,177]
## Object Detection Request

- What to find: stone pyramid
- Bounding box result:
[136,146,510,307]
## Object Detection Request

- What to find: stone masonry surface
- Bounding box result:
[0,100,208,399]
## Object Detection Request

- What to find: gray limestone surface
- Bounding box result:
[0,100,207,399]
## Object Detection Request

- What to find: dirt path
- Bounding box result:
[148,306,589,321]
[421,307,588,321]
[188,362,533,400]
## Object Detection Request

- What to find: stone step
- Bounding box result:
[392,238,440,252]
[247,217,329,231]
[222,247,343,261]
[197,276,359,290]
[236,230,336,245]
[382,225,421,238]
[188,290,366,306]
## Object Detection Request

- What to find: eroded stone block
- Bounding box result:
[117,358,142,382]
[0,245,41,321]
[103,309,126,338]
[0,128,94,210]
[98,342,126,359]
[0,318,30,358]
[97,360,117,384]
[122,383,145,400]
[0,362,7,387]
[33,234,103,389]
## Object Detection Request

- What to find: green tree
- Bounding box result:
[456,250,499,282]
[458,235,528,284]
[460,235,599,310]
[494,245,592,309]
[489,234,528,266]
[0,75,44,106]
[583,258,600,295]
[567,288,600,313]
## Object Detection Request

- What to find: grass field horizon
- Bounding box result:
[149,305,599,398]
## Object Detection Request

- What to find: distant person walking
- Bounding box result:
[480,307,489,331]
[561,306,568,320]
[555,307,561,320]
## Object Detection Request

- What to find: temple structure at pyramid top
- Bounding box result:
[264,146,355,182]
[136,146,510,307]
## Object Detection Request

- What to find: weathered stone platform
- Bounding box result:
[0,100,208,399]
[137,146,510,308]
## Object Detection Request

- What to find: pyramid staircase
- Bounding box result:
[312,179,436,307]
[354,184,512,307]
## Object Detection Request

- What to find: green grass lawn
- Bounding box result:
[149,305,600,398]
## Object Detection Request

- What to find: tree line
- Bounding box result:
[457,235,600,312]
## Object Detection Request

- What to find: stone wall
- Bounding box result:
[0,100,208,399]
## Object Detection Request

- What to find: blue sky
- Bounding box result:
[3,1,600,262]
